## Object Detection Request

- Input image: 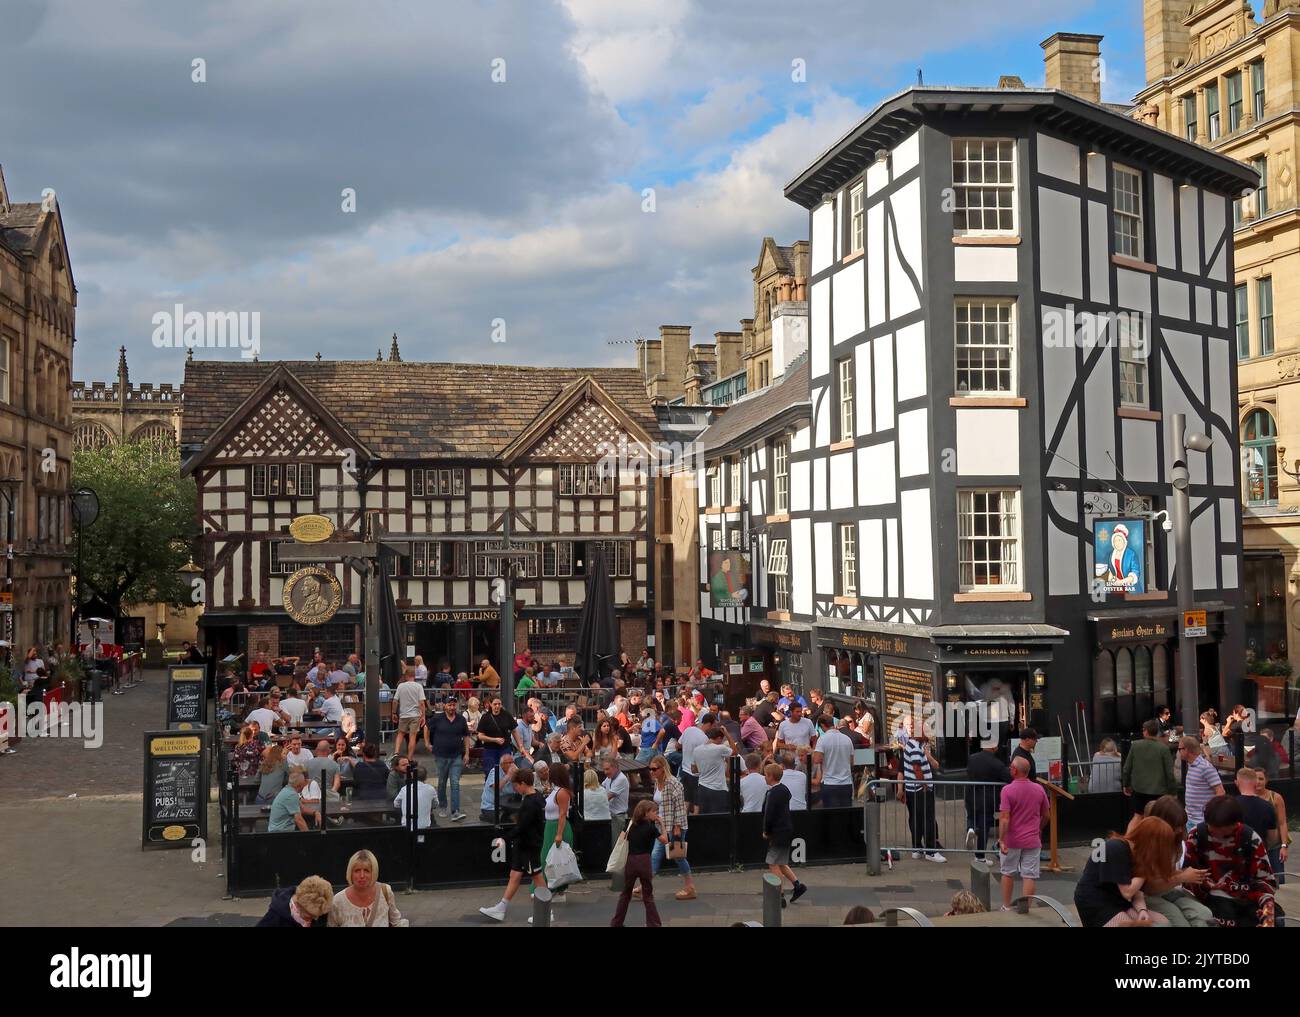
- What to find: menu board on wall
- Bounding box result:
[880,657,938,734]
[166,664,206,729]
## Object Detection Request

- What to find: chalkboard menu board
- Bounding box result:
[142,730,210,849]
[880,657,938,733]
[166,665,206,729]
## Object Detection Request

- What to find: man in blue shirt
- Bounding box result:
[637,705,665,763]
[777,684,809,711]
[479,752,516,821]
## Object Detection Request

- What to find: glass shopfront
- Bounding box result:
[1243,553,1286,660]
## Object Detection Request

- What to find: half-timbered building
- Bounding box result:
[783,85,1256,760]
[180,355,659,672]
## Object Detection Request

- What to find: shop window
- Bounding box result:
[1244,554,1286,659]
[1243,409,1278,506]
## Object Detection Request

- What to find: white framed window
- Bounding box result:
[1235,284,1250,360]
[1259,277,1274,355]
[839,524,857,597]
[252,462,313,499]
[0,336,9,404]
[773,439,789,514]
[542,540,573,578]
[838,357,854,439]
[1252,60,1266,121]
[706,465,721,507]
[410,467,465,498]
[729,458,741,506]
[1227,72,1244,133]
[955,299,1016,395]
[769,537,790,612]
[1117,314,1148,408]
[951,138,1016,235]
[559,463,614,497]
[709,527,723,551]
[1206,82,1221,140]
[1113,165,1144,260]
[1182,94,1197,142]
[728,529,742,550]
[957,489,1021,591]
[849,182,864,254]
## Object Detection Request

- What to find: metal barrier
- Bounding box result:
[1011,894,1077,926]
[864,778,1007,874]
[881,907,934,927]
[1064,757,1122,794]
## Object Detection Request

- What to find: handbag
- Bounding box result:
[606,832,629,872]
[668,834,688,860]
[545,841,584,890]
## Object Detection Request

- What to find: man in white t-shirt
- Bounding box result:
[317,685,344,732]
[693,724,738,814]
[678,713,712,807]
[394,766,439,829]
[394,671,426,758]
[278,690,307,727]
[739,752,768,813]
[812,715,855,808]
[779,751,808,811]
[775,703,815,760]
[245,696,282,736]
[284,735,313,770]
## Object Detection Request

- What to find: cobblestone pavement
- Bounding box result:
[0,669,1099,927]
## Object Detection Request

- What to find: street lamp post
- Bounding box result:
[1169,412,1213,735]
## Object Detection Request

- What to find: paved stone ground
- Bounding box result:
[0,669,1158,927]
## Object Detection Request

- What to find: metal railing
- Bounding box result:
[864,778,1008,874]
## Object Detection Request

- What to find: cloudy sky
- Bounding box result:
[0,0,1144,382]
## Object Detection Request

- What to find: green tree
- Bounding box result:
[71,440,197,619]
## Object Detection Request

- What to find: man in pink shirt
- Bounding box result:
[739,706,767,752]
[996,756,1049,911]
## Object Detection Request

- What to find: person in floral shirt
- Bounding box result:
[232,724,265,780]
[1183,795,1279,928]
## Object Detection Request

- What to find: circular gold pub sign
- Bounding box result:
[283,566,343,625]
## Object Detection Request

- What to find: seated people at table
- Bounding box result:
[464,696,482,733]
[256,875,333,928]
[284,735,313,770]
[738,706,767,754]
[1182,795,1279,927]
[351,742,390,800]
[515,668,538,696]
[250,651,272,682]
[394,766,439,829]
[331,736,355,776]
[534,760,552,797]
[753,691,780,734]
[245,695,282,737]
[479,753,517,821]
[478,658,502,689]
[232,725,265,779]
[306,739,343,802]
[269,768,319,832]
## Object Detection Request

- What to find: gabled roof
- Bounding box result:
[697,354,810,456]
[784,86,1258,209]
[498,375,657,463]
[181,359,662,460]
[0,192,78,294]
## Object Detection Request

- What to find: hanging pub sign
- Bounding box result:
[1093,518,1148,594]
[142,729,209,849]
[283,565,344,625]
[708,551,751,608]
[166,664,206,729]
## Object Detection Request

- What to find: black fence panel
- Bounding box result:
[230,825,411,895]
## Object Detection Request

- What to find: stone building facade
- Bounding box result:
[0,165,75,663]
[1134,0,1300,671]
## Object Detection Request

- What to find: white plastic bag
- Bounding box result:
[605,831,629,873]
[545,841,583,890]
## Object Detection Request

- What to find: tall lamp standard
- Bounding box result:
[68,488,100,650]
[1169,413,1213,735]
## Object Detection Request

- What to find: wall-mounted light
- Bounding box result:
[1033,667,1046,689]
[945,669,958,691]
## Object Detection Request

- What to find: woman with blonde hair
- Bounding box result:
[644,753,697,901]
[255,743,287,804]
[328,850,406,927]
[944,890,986,916]
[257,875,334,927]
[1089,737,1122,794]
[581,767,611,821]
[465,697,483,734]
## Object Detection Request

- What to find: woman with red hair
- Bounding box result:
[1074,816,1179,926]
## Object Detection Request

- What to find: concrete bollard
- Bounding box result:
[533,885,553,927]
[761,873,783,927]
[970,860,991,911]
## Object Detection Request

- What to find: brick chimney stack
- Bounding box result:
[1041,32,1104,104]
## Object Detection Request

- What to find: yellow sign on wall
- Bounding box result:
[289,514,336,544]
